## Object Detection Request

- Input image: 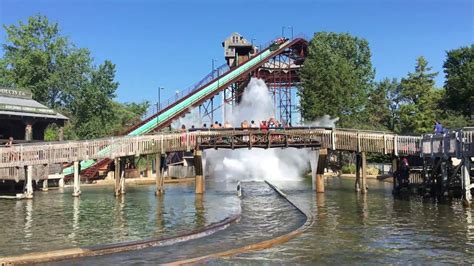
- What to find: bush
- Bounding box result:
[341,164,356,174]
[341,165,380,175]
[367,167,380,175]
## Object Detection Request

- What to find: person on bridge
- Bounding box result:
[212,121,220,129]
[250,120,258,129]
[224,121,232,128]
[180,125,187,145]
[434,120,443,134]
[4,137,13,147]
[260,120,268,132]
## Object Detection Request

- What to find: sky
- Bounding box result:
[0,0,473,104]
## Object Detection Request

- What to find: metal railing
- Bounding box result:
[143,63,230,119]
[420,128,474,158]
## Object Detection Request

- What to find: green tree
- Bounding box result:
[399,57,439,134]
[72,61,119,139]
[364,78,402,132]
[443,45,473,119]
[109,101,150,135]
[0,15,149,139]
[1,15,70,106]
[299,32,375,127]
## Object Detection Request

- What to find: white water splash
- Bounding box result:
[205,78,311,182]
[304,114,339,128]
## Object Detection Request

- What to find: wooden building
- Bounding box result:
[0,88,68,143]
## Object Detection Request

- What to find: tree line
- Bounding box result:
[0,15,149,140]
[299,32,473,134]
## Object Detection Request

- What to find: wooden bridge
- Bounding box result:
[0,127,472,202]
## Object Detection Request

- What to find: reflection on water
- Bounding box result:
[62,181,305,265]
[2,177,473,264]
[0,183,240,256]
[224,178,474,264]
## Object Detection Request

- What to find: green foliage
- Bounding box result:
[109,101,150,135]
[341,164,356,174]
[366,167,380,176]
[0,15,149,140]
[443,45,474,118]
[2,15,70,106]
[299,32,375,127]
[298,32,471,135]
[365,78,402,131]
[398,57,440,134]
[44,124,59,141]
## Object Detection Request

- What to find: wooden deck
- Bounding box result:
[0,127,472,182]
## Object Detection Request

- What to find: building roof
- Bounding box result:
[0,88,68,120]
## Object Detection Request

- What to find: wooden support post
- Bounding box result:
[194,150,205,194]
[58,176,64,188]
[42,179,48,192]
[392,156,398,192]
[120,163,126,195]
[58,126,64,141]
[361,151,368,194]
[440,159,448,196]
[316,149,327,193]
[72,161,81,197]
[25,165,33,199]
[462,157,472,205]
[155,153,164,196]
[25,123,33,142]
[355,153,361,192]
[42,164,49,192]
[114,158,121,196]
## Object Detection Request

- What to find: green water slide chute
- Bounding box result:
[62,41,288,175]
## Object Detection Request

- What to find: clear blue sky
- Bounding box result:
[1,0,473,104]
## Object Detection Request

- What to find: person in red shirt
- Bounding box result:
[260,120,268,133]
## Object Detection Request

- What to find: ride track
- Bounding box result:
[61,38,309,177]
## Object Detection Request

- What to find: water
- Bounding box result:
[1,177,473,264]
[0,182,240,257]
[54,181,304,264]
[220,178,474,264]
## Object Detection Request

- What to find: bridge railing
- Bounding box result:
[0,128,434,171]
[420,129,474,158]
[462,128,474,157]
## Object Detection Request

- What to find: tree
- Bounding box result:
[443,45,473,118]
[365,78,401,131]
[72,60,119,139]
[399,57,439,134]
[1,15,71,106]
[0,15,149,139]
[299,32,375,127]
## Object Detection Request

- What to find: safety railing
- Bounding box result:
[143,63,230,119]
[0,128,432,171]
[420,129,472,158]
[462,128,474,157]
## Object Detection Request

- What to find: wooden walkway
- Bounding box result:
[0,127,472,182]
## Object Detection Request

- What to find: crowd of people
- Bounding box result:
[184,117,292,132]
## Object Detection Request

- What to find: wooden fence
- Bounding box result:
[0,128,425,172]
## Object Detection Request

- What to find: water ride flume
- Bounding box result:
[62,38,292,176]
